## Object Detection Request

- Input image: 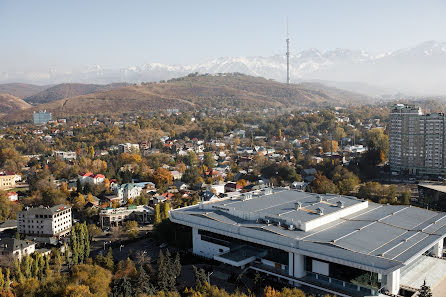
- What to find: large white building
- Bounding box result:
[390,104,446,176]
[170,189,446,296]
[18,204,72,239]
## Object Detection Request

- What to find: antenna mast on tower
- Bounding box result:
[286,19,290,84]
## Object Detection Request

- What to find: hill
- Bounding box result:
[0,94,32,116]
[5,74,370,121]
[0,83,48,98]
[24,82,130,104]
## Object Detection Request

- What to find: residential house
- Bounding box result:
[78,172,105,185]
[0,238,36,266]
[7,192,18,202]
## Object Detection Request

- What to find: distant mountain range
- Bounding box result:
[4,74,370,121]
[1,41,445,96]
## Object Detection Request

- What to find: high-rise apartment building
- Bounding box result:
[33,110,52,125]
[389,104,446,176]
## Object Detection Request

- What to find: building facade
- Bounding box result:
[389,104,446,176]
[54,151,77,161]
[0,238,36,266]
[0,174,16,190]
[118,143,140,153]
[170,189,446,296]
[17,205,72,239]
[33,111,52,125]
[99,205,154,228]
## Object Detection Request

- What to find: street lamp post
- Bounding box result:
[104,241,111,250]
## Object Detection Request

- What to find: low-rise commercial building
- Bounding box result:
[170,189,446,296]
[99,205,154,228]
[54,151,77,161]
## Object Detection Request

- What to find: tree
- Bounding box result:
[312,172,338,194]
[64,284,93,297]
[54,250,62,273]
[203,152,216,169]
[182,167,203,185]
[264,286,281,297]
[151,168,173,188]
[173,252,181,279]
[400,191,411,205]
[70,264,112,297]
[175,162,186,174]
[161,202,170,220]
[366,128,389,164]
[419,280,432,297]
[154,204,162,225]
[123,221,138,238]
[192,265,208,291]
[114,258,137,279]
[73,193,86,210]
[322,140,339,153]
[87,224,102,239]
[157,251,169,292]
[134,266,155,296]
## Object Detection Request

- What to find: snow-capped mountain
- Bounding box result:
[2,41,446,96]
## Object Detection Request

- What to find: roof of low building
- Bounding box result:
[0,238,35,252]
[21,204,71,215]
[170,189,446,274]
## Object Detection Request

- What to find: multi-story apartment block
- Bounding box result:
[17,204,72,239]
[33,110,52,125]
[389,104,446,176]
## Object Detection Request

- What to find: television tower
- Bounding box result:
[286,20,290,84]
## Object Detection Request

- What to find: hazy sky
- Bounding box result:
[1,0,445,72]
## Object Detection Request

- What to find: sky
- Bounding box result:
[1,0,445,73]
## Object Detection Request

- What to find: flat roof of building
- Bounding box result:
[170,189,446,274]
[419,183,446,193]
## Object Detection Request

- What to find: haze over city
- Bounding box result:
[1,0,446,95]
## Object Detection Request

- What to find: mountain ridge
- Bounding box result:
[1,41,445,96]
[4,74,370,122]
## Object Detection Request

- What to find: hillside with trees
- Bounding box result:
[5,73,371,121]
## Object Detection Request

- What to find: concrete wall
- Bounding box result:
[192,227,230,258]
[386,269,400,295]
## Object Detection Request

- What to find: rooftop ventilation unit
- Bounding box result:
[242,193,253,200]
[263,188,273,195]
[316,207,324,215]
[294,202,302,210]
[337,201,344,208]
